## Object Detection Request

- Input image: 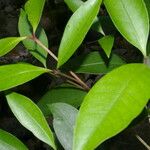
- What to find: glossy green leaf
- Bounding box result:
[18,9,48,67]
[38,85,86,116]
[64,0,104,35]
[18,9,34,49]
[32,28,48,67]
[0,37,26,57]
[50,103,78,150]
[57,0,102,67]
[0,63,49,91]
[6,92,56,150]
[62,52,125,74]
[64,0,84,12]
[98,35,114,57]
[73,64,150,150]
[0,129,28,150]
[91,17,105,35]
[25,0,45,32]
[104,0,149,56]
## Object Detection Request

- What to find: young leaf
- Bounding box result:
[25,0,46,32]
[0,37,26,57]
[38,85,86,116]
[104,0,149,56]
[64,0,104,35]
[73,64,150,150]
[0,129,28,150]
[6,92,56,150]
[62,52,125,74]
[98,35,114,58]
[0,63,49,91]
[18,9,48,67]
[57,0,102,67]
[50,103,78,150]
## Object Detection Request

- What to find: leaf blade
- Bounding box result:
[57,0,102,67]
[62,52,125,74]
[25,0,45,32]
[64,0,104,35]
[98,35,114,57]
[18,9,48,66]
[50,103,78,150]
[0,63,49,91]
[144,0,150,21]
[104,0,149,56]
[73,64,150,150]
[64,0,84,12]
[38,85,86,117]
[6,92,56,150]
[0,129,28,150]
[0,37,26,57]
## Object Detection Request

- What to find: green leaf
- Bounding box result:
[104,0,149,56]
[50,103,78,150]
[38,85,86,116]
[73,64,150,150]
[64,0,84,12]
[0,63,49,91]
[25,0,46,32]
[98,35,114,58]
[64,0,104,35]
[91,17,105,35]
[32,28,48,67]
[57,0,102,67]
[62,52,125,74]
[6,92,56,150]
[144,0,150,21]
[0,37,26,57]
[18,9,34,49]
[0,129,28,150]
[18,9,48,67]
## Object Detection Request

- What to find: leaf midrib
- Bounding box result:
[59,0,99,64]
[11,101,53,146]
[85,74,135,142]
[0,38,21,56]
[0,69,46,83]
[120,0,143,51]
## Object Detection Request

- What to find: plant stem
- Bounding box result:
[66,80,85,90]
[30,35,90,91]
[33,36,58,61]
[136,135,150,150]
[52,70,90,91]
[69,71,90,91]
[143,56,150,67]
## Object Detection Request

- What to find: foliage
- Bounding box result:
[0,0,149,150]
